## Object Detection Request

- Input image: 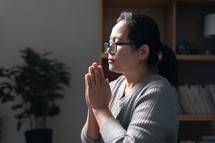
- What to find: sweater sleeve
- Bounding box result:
[80,126,102,143]
[99,86,178,143]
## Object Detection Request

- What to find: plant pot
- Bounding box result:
[25,129,52,143]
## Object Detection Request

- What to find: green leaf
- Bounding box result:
[48,104,60,117]
[17,120,22,131]
[11,104,23,110]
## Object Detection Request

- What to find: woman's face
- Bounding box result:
[108,20,141,74]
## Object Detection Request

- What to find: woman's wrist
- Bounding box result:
[92,108,113,127]
[85,109,100,140]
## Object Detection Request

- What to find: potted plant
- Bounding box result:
[0,47,71,143]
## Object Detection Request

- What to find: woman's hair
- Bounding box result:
[117,11,178,86]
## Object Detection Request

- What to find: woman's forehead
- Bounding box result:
[112,20,127,32]
[110,20,128,40]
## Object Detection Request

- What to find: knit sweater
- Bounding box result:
[81,74,179,143]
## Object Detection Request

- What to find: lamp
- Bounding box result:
[204,13,215,54]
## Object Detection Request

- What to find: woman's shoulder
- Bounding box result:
[136,74,177,105]
[140,73,174,92]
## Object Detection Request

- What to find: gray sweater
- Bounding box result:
[81,74,179,143]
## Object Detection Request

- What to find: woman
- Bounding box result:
[81,11,179,143]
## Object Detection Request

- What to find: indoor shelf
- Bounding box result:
[176,55,215,61]
[178,115,215,121]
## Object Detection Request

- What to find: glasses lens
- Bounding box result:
[104,43,116,54]
[104,43,109,53]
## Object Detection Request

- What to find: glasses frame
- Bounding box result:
[104,42,134,54]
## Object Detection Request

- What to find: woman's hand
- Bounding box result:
[85,62,113,127]
[85,62,111,110]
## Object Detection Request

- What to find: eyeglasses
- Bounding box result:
[104,42,134,54]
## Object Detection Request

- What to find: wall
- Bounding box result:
[0,0,99,142]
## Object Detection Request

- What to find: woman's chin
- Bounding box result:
[108,66,114,72]
[109,65,116,72]
[109,65,120,74]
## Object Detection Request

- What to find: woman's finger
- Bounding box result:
[85,73,92,87]
[98,65,105,84]
[93,63,100,84]
[89,66,96,85]
[105,78,109,83]
[85,74,88,87]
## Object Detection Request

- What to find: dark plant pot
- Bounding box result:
[25,129,52,143]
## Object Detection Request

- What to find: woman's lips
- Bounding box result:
[108,58,115,63]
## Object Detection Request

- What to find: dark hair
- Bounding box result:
[117,11,178,86]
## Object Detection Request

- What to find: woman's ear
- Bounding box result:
[138,44,150,60]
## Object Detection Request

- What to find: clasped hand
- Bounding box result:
[85,62,111,111]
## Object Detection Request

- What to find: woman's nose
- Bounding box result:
[107,48,111,54]
[107,47,115,55]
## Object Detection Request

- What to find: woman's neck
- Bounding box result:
[123,69,155,97]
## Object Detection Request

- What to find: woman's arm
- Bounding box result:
[83,67,101,141]
[99,85,179,143]
[84,109,100,140]
[82,62,113,142]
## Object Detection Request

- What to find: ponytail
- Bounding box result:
[158,44,178,86]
